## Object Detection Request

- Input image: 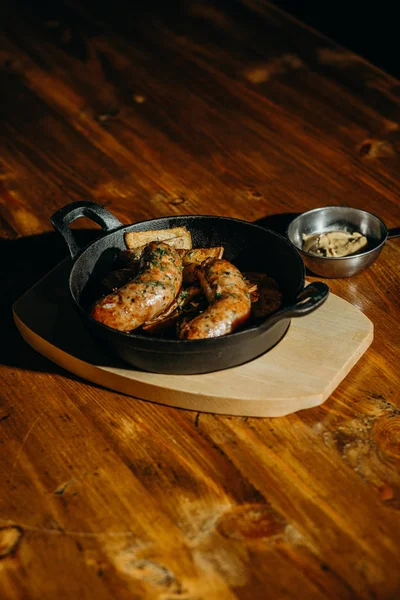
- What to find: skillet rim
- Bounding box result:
[69,214,305,345]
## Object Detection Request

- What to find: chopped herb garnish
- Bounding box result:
[153,247,168,258]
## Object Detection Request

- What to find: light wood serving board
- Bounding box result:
[13,260,373,417]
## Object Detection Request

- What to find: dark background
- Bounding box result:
[17,1,399,80]
[269,0,398,78]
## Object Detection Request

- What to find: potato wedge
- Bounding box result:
[243,278,258,295]
[142,284,202,334]
[182,247,224,265]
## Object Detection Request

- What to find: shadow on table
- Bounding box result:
[253,212,300,237]
[1,229,100,373]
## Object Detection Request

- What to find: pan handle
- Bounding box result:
[259,281,330,330]
[388,227,400,239]
[51,201,123,259]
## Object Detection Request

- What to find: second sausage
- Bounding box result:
[179,258,251,339]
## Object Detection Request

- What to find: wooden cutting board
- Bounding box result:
[13,259,373,417]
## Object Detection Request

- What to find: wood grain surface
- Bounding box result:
[1,1,400,598]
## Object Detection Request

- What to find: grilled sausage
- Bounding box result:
[179,258,251,339]
[91,242,183,332]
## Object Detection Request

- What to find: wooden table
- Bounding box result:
[1,1,400,598]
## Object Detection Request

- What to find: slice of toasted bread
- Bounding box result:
[124,226,192,251]
[123,235,192,261]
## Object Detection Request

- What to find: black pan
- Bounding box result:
[51,201,329,374]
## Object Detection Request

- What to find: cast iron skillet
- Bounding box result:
[51,201,329,374]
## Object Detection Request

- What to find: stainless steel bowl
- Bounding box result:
[287,206,400,278]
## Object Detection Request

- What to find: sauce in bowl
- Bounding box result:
[302,230,368,257]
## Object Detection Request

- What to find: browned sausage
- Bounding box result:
[179,258,251,339]
[91,242,183,332]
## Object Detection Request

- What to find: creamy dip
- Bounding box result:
[302,230,368,257]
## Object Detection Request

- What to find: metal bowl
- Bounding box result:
[287,206,399,278]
